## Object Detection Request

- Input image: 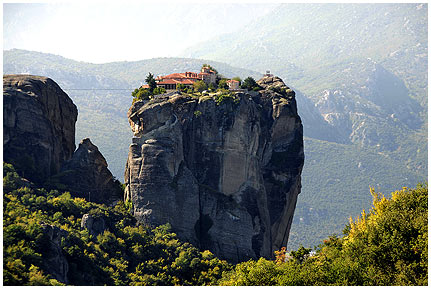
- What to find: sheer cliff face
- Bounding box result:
[3,75,78,183]
[125,76,304,262]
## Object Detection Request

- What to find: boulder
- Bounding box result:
[40,223,69,284]
[81,214,106,237]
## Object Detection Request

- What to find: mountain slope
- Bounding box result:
[180,4,427,146]
[289,137,426,249]
[180,3,427,155]
[181,3,427,104]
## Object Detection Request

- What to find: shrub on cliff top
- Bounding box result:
[213,90,239,106]
[241,76,262,91]
[193,80,207,93]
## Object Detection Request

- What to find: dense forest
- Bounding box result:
[4,162,427,285]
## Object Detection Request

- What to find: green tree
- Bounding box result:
[289,246,311,264]
[3,162,427,286]
[176,83,187,92]
[152,87,166,95]
[193,80,207,93]
[341,185,428,285]
[241,76,261,91]
[145,73,157,91]
[201,64,218,74]
[3,163,231,286]
[219,184,428,286]
[132,88,151,102]
[208,83,216,91]
[218,79,228,90]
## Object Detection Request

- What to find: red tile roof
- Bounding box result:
[159,72,199,79]
[155,69,215,87]
[157,78,196,85]
[156,71,202,86]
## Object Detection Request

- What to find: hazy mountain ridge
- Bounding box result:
[181,5,426,104]
[181,4,427,95]
[180,3,427,150]
[4,49,262,88]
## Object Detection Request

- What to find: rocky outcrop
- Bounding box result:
[81,214,107,237]
[3,74,120,205]
[51,138,122,205]
[124,75,304,262]
[40,223,69,284]
[3,75,78,184]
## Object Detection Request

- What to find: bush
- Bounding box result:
[214,91,239,106]
[208,83,216,91]
[217,79,228,90]
[131,86,166,104]
[193,80,207,93]
[241,76,262,91]
[176,83,189,92]
[131,88,151,102]
[152,87,166,95]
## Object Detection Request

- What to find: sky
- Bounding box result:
[3,2,278,63]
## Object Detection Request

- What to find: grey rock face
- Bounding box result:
[124,76,304,262]
[3,75,119,204]
[81,214,106,237]
[3,75,78,184]
[52,138,122,205]
[40,223,69,284]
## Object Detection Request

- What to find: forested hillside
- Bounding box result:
[4,163,427,285]
[3,163,231,285]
